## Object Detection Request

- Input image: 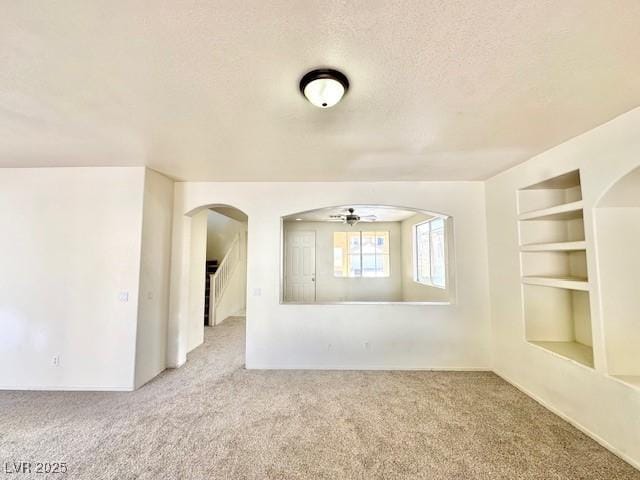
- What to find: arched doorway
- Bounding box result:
[167,203,249,368]
[594,166,640,387]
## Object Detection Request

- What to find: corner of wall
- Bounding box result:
[134,168,176,388]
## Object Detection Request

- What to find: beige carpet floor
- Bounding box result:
[1,317,638,480]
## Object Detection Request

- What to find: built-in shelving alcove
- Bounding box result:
[595,166,640,389]
[518,170,594,367]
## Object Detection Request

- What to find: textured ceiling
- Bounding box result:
[1,1,639,181]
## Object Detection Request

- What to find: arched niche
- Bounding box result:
[280,204,455,304]
[595,166,640,387]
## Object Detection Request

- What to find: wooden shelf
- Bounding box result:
[519,200,584,221]
[520,241,586,252]
[522,275,589,291]
[529,340,594,368]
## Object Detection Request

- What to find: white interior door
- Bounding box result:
[285,231,316,302]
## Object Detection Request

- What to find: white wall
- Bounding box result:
[134,169,174,389]
[212,233,248,324]
[206,210,247,261]
[595,166,640,380]
[485,107,640,468]
[400,213,450,303]
[206,210,248,324]
[283,221,403,302]
[0,167,146,390]
[187,209,208,353]
[595,207,640,378]
[168,182,491,371]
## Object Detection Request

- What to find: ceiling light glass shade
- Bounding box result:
[300,69,349,108]
[303,78,345,108]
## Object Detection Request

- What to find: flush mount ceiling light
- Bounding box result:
[299,68,349,108]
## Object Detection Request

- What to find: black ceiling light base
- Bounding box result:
[299,68,349,108]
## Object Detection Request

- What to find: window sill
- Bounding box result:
[333,276,392,279]
[280,300,451,306]
[413,280,446,290]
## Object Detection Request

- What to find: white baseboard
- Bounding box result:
[166,358,186,369]
[246,364,491,371]
[0,385,134,392]
[493,369,640,471]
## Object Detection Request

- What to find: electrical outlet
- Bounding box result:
[364,342,370,350]
[52,355,60,367]
[118,291,129,302]
[253,288,262,297]
[147,291,153,300]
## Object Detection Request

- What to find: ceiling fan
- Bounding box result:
[329,208,377,226]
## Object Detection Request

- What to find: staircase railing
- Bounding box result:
[209,233,242,325]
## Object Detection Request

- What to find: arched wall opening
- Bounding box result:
[280,204,456,304]
[169,203,249,367]
[594,166,640,388]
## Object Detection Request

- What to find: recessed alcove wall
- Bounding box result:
[518,170,594,367]
[280,205,455,304]
[486,108,640,468]
[595,166,640,388]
